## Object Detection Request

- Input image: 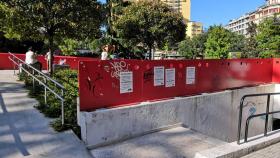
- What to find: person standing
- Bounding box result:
[25,47,42,71]
[45,48,52,72]
[101,45,109,60]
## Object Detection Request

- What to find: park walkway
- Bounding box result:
[0,70,92,158]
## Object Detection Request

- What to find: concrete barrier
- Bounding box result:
[79,84,278,148]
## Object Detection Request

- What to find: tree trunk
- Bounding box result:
[149,45,152,60]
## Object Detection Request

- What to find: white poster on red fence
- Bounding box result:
[186,67,196,85]
[120,71,133,94]
[154,66,165,86]
[165,68,175,87]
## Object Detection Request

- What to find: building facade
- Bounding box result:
[161,0,191,23]
[186,21,203,38]
[225,0,280,36]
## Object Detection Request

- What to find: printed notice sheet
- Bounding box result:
[165,68,175,87]
[154,66,165,86]
[120,71,133,94]
[186,67,196,85]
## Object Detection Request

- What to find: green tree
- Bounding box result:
[106,0,131,38]
[0,0,102,73]
[178,37,194,59]
[242,22,258,58]
[58,39,79,56]
[205,25,234,59]
[230,33,245,52]
[114,1,186,59]
[191,33,208,58]
[256,15,280,57]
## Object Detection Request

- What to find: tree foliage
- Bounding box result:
[230,34,245,52]
[0,0,103,73]
[0,0,102,45]
[178,37,193,59]
[114,1,186,59]
[256,15,280,57]
[105,0,131,38]
[242,22,258,58]
[205,25,238,59]
[178,33,207,59]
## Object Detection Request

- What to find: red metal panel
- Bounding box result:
[79,60,143,111]
[78,58,274,111]
[141,60,181,100]
[0,52,96,70]
[272,58,280,83]
[185,59,272,95]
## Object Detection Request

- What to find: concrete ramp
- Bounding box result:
[91,127,226,158]
[0,70,92,158]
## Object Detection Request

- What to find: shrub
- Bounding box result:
[19,69,80,137]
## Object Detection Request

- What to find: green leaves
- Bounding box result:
[113,1,186,57]
[0,0,103,46]
[205,25,241,59]
[178,37,194,59]
[256,16,280,57]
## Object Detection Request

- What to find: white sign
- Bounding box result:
[186,67,196,85]
[165,68,175,87]
[120,71,133,94]
[154,66,165,86]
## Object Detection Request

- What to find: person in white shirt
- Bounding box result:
[25,47,42,71]
[101,45,109,60]
[45,49,52,72]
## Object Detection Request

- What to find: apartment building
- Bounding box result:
[225,0,280,36]
[160,0,191,23]
[187,21,203,38]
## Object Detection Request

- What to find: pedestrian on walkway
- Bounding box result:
[25,47,42,71]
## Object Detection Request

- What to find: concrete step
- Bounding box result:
[90,126,227,158]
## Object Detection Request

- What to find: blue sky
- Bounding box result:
[98,0,266,28]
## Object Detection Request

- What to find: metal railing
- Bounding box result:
[8,52,66,125]
[237,92,280,144]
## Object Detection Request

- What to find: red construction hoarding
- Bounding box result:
[79,58,276,111]
[0,52,96,70]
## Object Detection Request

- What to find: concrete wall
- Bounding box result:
[79,84,277,148]
[273,84,280,119]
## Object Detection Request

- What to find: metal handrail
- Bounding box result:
[8,52,66,125]
[244,110,280,142]
[237,92,280,144]
[8,52,65,89]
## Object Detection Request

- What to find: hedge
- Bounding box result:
[19,69,80,137]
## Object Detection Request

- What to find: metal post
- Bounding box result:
[61,89,64,125]
[13,56,15,75]
[32,69,35,91]
[244,118,250,142]
[237,96,245,144]
[44,78,47,105]
[264,95,271,136]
